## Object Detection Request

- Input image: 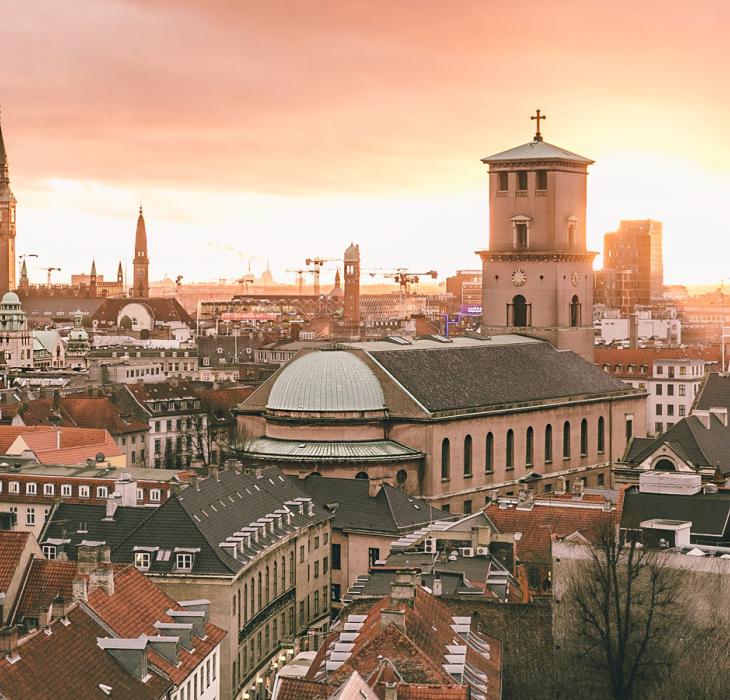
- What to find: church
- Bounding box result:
[236,116,648,512]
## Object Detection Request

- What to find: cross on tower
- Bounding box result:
[530,109,546,142]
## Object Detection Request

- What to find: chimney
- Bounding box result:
[209,464,219,481]
[557,476,567,494]
[89,564,115,596]
[52,389,61,413]
[72,577,88,601]
[432,578,443,597]
[0,626,19,661]
[384,682,398,700]
[380,608,406,633]
[168,481,182,498]
[629,313,638,349]
[113,474,137,507]
[390,570,418,605]
[77,543,111,575]
[104,494,121,520]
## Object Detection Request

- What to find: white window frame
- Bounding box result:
[79,485,90,498]
[9,481,19,494]
[175,552,193,571]
[134,551,151,570]
[43,483,55,496]
[26,482,37,495]
[61,484,72,497]
[150,488,161,502]
[42,544,57,560]
[26,508,35,526]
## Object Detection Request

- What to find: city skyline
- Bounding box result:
[2,0,729,286]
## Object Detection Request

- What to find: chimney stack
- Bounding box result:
[380,608,406,633]
[77,543,111,575]
[104,494,121,520]
[72,577,88,601]
[384,682,398,700]
[390,570,418,606]
[432,578,443,597]
[89,564,115,596]
[50,595,67,623]
[0,627,20,660]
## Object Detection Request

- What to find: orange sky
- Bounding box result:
[2,0,729,287]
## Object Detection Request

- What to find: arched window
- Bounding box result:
[485,432,494,473]
[281,556,286,592]
[597,416,605,453]
[396,469,407,486]
[526,427,534,466]
[580,419,588,456]
[506,429,514,470]
[355,472,368,480]
[570,295,581,327]
[441,438,450,479]
[544,424,553,463]
[244,582,248,621]
[250,577,255,615]
[563,421,571,459]
[273,561,278,597]
[257,571,262,609]
[654,458,676,471]
[289,551,295,586]
[463,435,472,477]
[512,295,528,327]
[265,567,270,603]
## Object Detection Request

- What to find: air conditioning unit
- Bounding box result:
[460,547,474,558]
[476,546,489,556]
[424,538,437,554]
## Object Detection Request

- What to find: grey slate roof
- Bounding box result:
[293,475,449,534]
[624,415,730,475]
[369,342,632,413]
[694,373,730,411]
[481,139,593,164]
[620,486,730,542]
[42,467,331,576]
[246,437,423,463]
[266,350,385,412]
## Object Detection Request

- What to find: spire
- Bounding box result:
[335,268,341,285]
[117,260,123,283]
[20,258,27,278]
[135,207,148,257]
[90,259,97,277]
[0,109,12,196]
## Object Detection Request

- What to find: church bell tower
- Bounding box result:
[133,206,149,298]
[478,111,596,361]
[0,113,17,294]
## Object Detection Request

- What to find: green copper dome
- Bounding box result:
[267,350,385,413]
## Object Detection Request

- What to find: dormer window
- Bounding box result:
[134,551,151,570]
[176,553,193,570]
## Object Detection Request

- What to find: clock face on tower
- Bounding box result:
[571,272,581,287]
[511,269,527,287]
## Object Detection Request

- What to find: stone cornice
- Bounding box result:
[476,250,597,263]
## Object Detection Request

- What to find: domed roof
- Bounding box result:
[1,291,20,305]
[267,350,385,413]
[344,243,360,262]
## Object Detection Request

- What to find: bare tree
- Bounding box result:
[564,527,682,700]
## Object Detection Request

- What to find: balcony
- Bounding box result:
[239,587,296,643]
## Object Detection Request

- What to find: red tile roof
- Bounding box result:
[0,531,31,591]
[0,604,171,700]
[484,499,615,567]
[13,559,81,618]
[595,346,721,379]
[0,426,124,465]
[86,565,226,686]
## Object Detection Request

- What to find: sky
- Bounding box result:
[2,0,729,288]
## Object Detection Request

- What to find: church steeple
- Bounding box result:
[0,111,17,293]
[132,206,149,298]
[117,260,123,284]
[89,259,97,297]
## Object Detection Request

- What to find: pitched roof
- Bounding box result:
[369,342,632,413]
[294,475,449,534]
[44,467,331,576]
[0,531,31,591]
[13,559,80,618]
[5,426,124,466]
[0,604,171,700]
[694,373,730,411]
[92,297,193,326]
[481,139,593,164]
[484,497,615,566]
[620,486,730,540]
[623,414,730,475]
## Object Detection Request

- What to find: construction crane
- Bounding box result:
[39,266,61,286]
[305,257,338,297]
[370,268,438,295]
[286,269,309,296]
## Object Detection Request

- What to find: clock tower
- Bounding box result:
[0,112,17,294]
[478,111,596,361]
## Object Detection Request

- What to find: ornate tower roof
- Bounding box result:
[135,206,148,258]
[0,111,14,201]
[90,259,97,277]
